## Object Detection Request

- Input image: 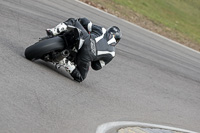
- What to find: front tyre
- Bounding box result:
[25,36,65,60]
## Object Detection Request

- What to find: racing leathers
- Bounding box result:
[55,18,117,82]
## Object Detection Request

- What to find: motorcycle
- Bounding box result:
[25,27,81,69]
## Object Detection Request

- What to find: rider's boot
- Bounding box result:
[46,22,68,37]
[57,58,75,73]
[64,60,76,73]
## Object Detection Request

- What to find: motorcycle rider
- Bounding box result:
[46,18,122,82]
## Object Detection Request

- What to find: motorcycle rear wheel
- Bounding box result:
[25,36,65,60]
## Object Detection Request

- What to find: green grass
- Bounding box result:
[85,0,200,46]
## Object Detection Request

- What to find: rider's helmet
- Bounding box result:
[107,26,122,45]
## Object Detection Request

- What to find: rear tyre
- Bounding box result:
[25,36,65,60]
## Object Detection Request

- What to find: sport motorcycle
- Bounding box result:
[25,27,82,69]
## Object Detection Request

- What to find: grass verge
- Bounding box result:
[80,0,200,52]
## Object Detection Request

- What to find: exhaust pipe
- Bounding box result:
[52,49,69,62]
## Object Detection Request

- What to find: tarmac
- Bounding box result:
[0,0,200,133]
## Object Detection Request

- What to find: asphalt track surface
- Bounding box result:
[0,0,200,133]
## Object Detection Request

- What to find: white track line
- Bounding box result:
[75,0,200,54]
[96,121,198,133]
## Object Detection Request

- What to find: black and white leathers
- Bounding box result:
[65,18,117,82]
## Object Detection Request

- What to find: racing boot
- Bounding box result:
[57,58,75,73]
[64,60,76,73]
[46,22,68,37]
